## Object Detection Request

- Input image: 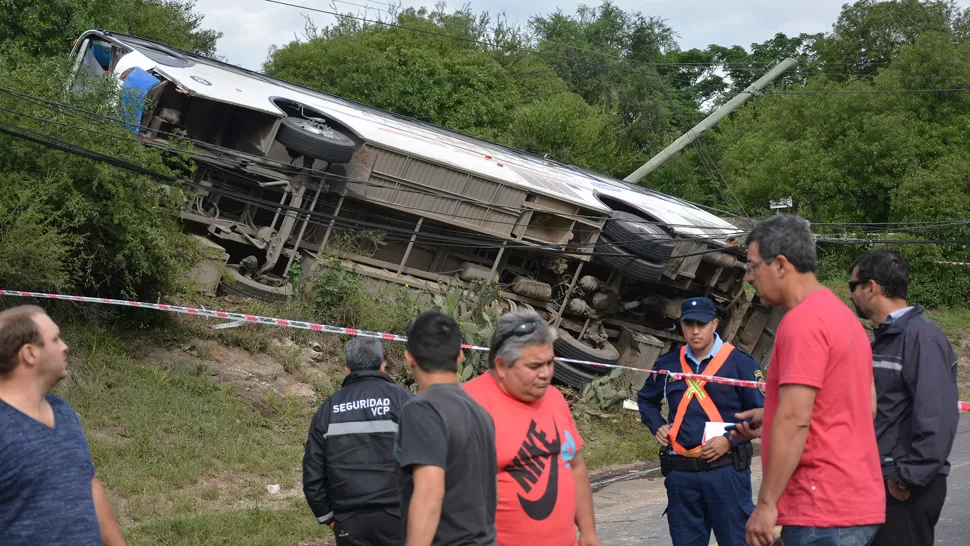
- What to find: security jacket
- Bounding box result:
[302,370,414,524]
[872,305,959,488]
[638,335,765,453]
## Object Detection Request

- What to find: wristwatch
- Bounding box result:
[889,478,908,491]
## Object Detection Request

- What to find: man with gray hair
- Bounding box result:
[730,214,885,546]
[464,311,604,546]
[303,336,414,545]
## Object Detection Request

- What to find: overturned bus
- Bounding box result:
[68,29,783,388]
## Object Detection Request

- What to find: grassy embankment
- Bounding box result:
[33,284,969,545]
[41,285,652,546]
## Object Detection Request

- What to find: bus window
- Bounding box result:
[69,38,125,92]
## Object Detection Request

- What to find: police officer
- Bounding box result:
[302,337,414,545]
[637,297,765,546]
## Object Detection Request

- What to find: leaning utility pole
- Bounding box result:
[624,57,797,183]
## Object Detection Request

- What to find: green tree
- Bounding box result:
[0,0,221,58]
[716,28,970,305]
[265,6,559,142]
[501,92,636,174]
[0,54,201,298]
[815,0,970,79]
[528,1,691,158]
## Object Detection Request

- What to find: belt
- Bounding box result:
[660,451,733,473]
[659,441,753,475]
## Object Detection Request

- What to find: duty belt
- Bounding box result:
[659,441,754,476]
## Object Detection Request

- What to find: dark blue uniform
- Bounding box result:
[638,334,765,546]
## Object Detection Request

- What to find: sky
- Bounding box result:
[190,0,861,71]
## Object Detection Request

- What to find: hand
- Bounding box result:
[730,408,764,441]
[888,479,911,502]
[328,522,335,530]
[702,435,731,461]
[578,531,604,546]
[655,424,671,447]
[745,501,778,546]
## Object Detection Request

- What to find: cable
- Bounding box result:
[0,83,748,233]
[9,89,966,243]
[767,87,970,95]
[6,114,968,273]
[642,60,749,217]
[10,93,966,244]
[0,118,751,261]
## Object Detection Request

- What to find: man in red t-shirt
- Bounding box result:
[732,214,885,546]
[464,311,603,546]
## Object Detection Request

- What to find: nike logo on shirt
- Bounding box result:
[505,418,562,521]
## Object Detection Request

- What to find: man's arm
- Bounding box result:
[302,409,333,526]
[406,465,446,546]
[896,333,960,487]
[636,367,669,434]
[745,384,817,546]
[727,355,767,448]
[572,454,595,531]
[757,384,817,507]
[397,401,450,546]
[571,451,603,546]
[92,477,126,546]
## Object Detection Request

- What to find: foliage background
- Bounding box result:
[2,0,969,306]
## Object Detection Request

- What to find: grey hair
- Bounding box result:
[488,311,558,368]
[745,214,817,273]
[345,337,384,372]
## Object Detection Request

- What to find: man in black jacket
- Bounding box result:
[303,336,415,546]
[849,249,959,546]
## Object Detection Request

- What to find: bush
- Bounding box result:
[817,240,970,309]
[0,54,201,299]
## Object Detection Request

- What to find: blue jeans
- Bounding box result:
[780,524,880,546]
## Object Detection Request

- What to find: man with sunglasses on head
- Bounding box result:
[848,249,958,546]
[464,311,603,546]
[638,296,764,546]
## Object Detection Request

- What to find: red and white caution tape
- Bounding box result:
[937,261,970,266]
[2,288,968,411]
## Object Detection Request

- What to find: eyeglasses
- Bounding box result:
[492,320,539,353]
[743,256,775,273]
[849,278,880,292]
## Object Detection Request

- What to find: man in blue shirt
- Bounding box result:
[0,305,126,546]
[638,297,765,546]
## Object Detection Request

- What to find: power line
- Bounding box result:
[6,87,964,241]
[767,87,970,95]
[7,115,969,258]
[5,113,968,278]
[0,82,748,233]
[0,117,751,261]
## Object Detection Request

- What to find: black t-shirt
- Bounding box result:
[396,383,498,546]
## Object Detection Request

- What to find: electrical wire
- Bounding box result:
[0,83,747,232]
[766,87,970,95]
[6,114,968,267]
[4,91,964,242]
[0,117,753,261]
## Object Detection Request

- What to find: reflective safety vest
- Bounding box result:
[667,342,736,458]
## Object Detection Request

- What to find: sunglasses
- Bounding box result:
[492,320,539,353]
[849,278,879,292]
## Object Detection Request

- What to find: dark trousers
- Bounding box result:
[871,475,947,546]
[664,464,755,546]
[334,508,404,546]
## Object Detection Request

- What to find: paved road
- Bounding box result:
[592,413,970,545]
